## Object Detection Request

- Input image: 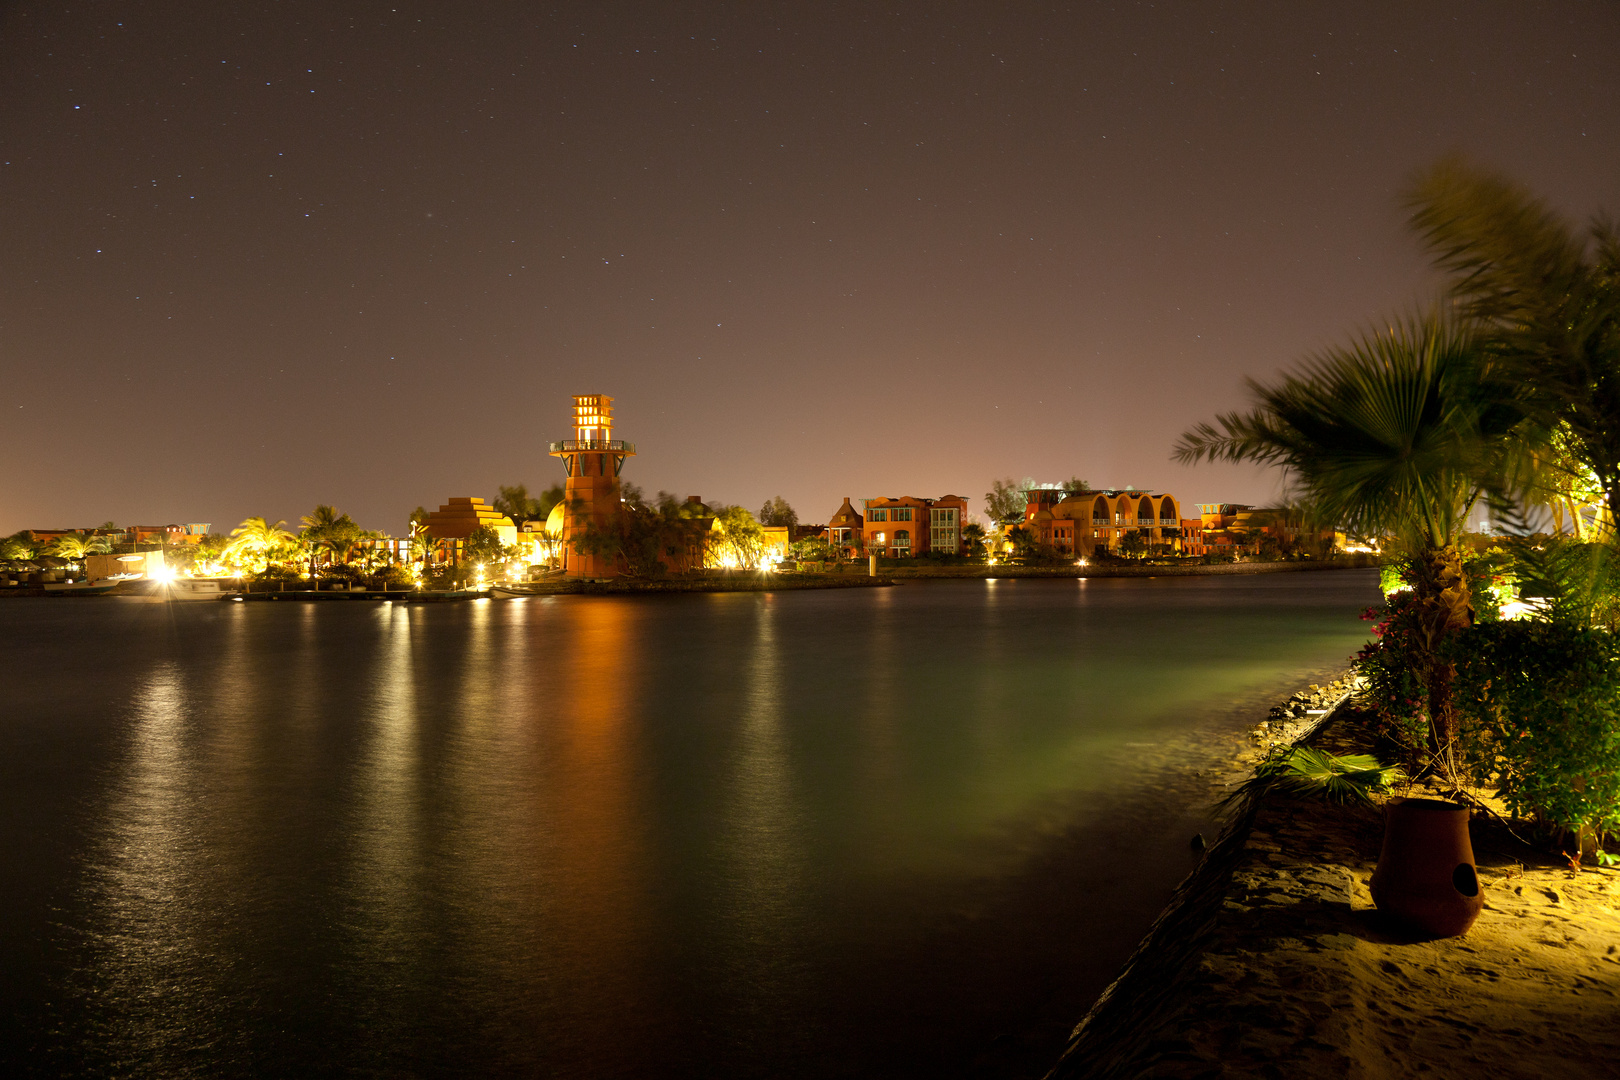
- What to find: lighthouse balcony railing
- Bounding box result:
[549,440,635,454]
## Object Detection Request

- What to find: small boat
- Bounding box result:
[42,579,122,596]
[405,587,489,602]
[109,577,235,602]
[491,584,545,599]
[165,579,233,602]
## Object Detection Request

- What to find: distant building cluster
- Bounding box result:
[5,391,1351,587]
[1185,504,1340,559]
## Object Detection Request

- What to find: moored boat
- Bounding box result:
[42,579,122,596]
[405,587,489,602]
[166,579,233,602]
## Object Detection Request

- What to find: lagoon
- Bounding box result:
[0,570,1378,1078]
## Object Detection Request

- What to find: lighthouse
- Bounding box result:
[549,394,636,577]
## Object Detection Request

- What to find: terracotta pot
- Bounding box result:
[1370,797,1484,938]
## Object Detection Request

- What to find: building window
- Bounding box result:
[873,532,886,545]
[930,528,957,551]
[869,509,888,522]
[895,530,910,548]
[894,508,912,521]
[930,508,957,526]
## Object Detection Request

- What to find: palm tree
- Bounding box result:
[228,517,296,572]
[300,504,338,574]
[299,504,363,573]
[494,484,543,527]
[961,521,988,560]
[48,533,111,565]
[1406,156,1620,538]
[1175,309,1523,768]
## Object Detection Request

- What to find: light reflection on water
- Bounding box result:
[0,571,1379,1078]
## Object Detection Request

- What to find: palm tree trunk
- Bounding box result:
[1410,544,1475,776]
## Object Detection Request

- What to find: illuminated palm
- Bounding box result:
[1407,157,1620,537]
[1175,309,1523,762]
[48,534,111,561]
[409,526,438,571]
[228,516,296,570]
[0,537,35,560]
[300,504,362,571]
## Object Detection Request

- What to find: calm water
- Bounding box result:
[0,571,1378,1078]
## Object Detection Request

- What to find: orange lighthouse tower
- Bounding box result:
[549,394,636,577]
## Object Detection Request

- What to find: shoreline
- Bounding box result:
[0,557,1377,600]
[1046,681,1620,1079]
[883,554,1378,580]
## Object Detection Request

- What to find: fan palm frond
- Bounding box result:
[1220,746,1404,811]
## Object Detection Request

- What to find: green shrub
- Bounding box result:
[1353,592,1431,763]
[371,564,414,588]
[1450,620,1620,836]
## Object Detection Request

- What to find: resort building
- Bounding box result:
[1180,517,1207,557]
[862,495,968,558]
[125,523,211,545]
[1196,504,1338,558]
[25,523,212,546]
[762,526,791,562]
[823,498,865,557]
[1020,488,1183,556]
[84,550,168,580]
[421,497,518,563]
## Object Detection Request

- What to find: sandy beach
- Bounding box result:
[1049,697,1620,1079]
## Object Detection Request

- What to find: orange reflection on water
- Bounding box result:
[541,597,654,1054]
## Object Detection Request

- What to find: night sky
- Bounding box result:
[3,1,1617,535]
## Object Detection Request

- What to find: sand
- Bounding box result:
[1048,701,1620,1080]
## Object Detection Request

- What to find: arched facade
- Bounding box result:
[1020,488,1184,557]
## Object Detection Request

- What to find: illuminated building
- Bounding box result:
[549,394,635,577]
[421,498,518,564]
[1181,516,1207,556]
[1020,487,1183,556]
[862,495,968,557]
[1196,504,1338,558]
[822,497,865,557]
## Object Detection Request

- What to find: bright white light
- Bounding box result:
[152,565,176,583]
[1500,597,1549,621]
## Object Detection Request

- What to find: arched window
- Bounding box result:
[894,529,911,548]
[1160,496,1177,524]
[1093,497,1109,526]
[1138,497,1154,524]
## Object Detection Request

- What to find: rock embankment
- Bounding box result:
[1246,672,1361,756]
